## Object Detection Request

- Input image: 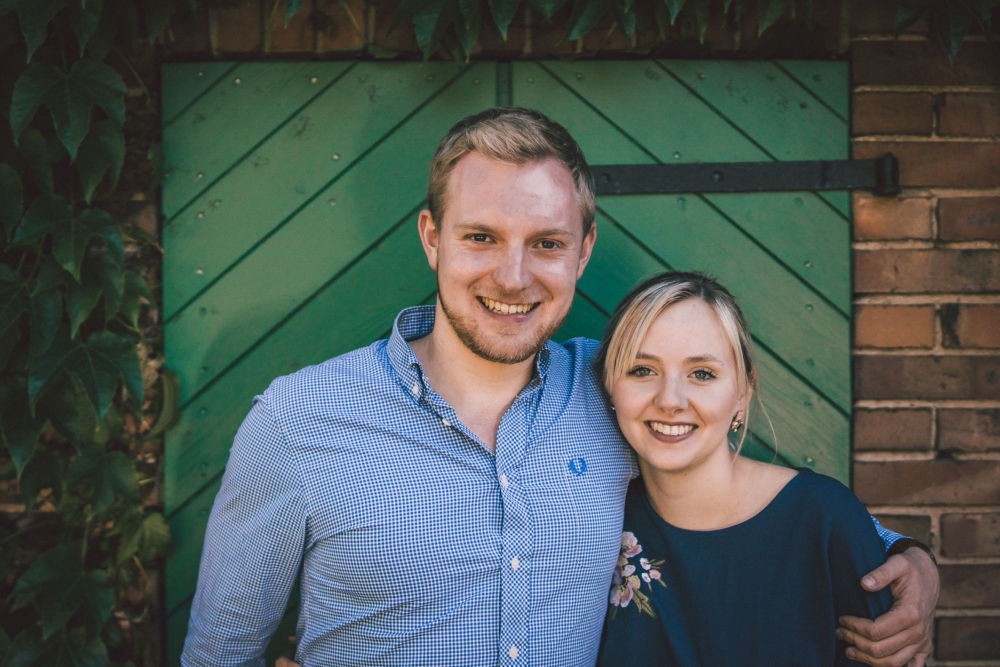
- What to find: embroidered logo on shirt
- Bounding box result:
[567,457,587,476]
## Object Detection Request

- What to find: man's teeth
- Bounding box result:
[649,423,694,436]
[482,297,532,315]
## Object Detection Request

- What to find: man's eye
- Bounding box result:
[471,233,489,242]
[539,240,558,249]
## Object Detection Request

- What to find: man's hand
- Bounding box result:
[836,547,939,666]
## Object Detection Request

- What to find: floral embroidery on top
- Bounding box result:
[609,531,666,618]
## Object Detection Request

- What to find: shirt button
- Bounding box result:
[510,556,520,570]
[508,646,519,660]
[411,383,420,396]
[499,474,508,488]
[442,418,451,427]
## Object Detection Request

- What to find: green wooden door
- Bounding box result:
[162,59,849,663]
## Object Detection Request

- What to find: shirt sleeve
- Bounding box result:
[871,515,905,552]
[181,396,308,666]
[828,489,895,666]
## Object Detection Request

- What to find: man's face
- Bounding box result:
[418,153,596,364]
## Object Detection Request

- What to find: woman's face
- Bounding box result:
[609,298,746,476]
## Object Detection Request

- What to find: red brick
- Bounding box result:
[853,92,933,136]
[267,0,316,53]
[214,3,263,53]
[854,305,935,348]
[939,408,1000,452]
[938,565,1000,608]
[853,141,1000,188]
[854,355,1000,400]
[854,460,1000,505]
[937,92,1000,137]
[850,4,929,35]
[936,617,1000,661]
[851,41,1000,87]
[853,195,933,240]
[854,249,1000,293]
[941,304,1000,348]
[853,408,932,451]
[939,197,1000,241]
[871,514,932,545]
[941,512,1000,557]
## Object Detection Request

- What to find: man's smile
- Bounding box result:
[478,296,538,315]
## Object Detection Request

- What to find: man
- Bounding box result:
[183,108,938,666]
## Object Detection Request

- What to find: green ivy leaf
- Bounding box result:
[488,0,520,39]
[29,286,60,357]
[285,0,306,25]
[140,0,176,42]
[663,0,686,23]
[17,127,59,194]
[758,0,792,35]
[67,446,138,516]
[456,0,482,56]
[0,262,29,340]
[527,0,567,21]
[895,0,928,33]
[5,628,46,666]
[65,270,101,338]
[11,546,113,641]
[75,119,124,204]
[565,0,607,41]
[117,511,171,564]
[0,322,20,372]
[17,443,65,505]
[0,376,44,477]
[28,327,142,418]
[689,0,710,41]
[119,267,151,328]
[932,0,973,62]
[39,374,97,446]
[10,59,126,159]
[46,627,109,667]
[412,0,457,56]
[15,197,123,280]
[16,0,68,62]
[389,0,441,34]
[609,0,636,43]
[0,162,22,241]
[66,0,104,56]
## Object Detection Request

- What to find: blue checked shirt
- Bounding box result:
[182,306,904,666]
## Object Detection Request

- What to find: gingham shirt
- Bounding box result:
[182,306,637,666]
[182,306,903,667]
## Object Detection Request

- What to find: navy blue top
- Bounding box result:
[596,468,893,666]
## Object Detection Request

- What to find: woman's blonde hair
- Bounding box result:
[594,271,767,453]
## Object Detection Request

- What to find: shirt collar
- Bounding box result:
[387,305,552,398]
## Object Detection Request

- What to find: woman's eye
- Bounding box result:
[692,369,716,381]
[627,366,653,378]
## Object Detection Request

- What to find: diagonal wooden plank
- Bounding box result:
[162,61,483,318]
[162,61,353,219]
[774,60,849,123]
[660,60,848,161]
[528,60,767,163]
[704,191,851,313]
[164,223,437,515]
[161,62,239,125]
[164,68,494,406]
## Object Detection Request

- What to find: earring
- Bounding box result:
[729,410,745,432]
[610,404,616,412]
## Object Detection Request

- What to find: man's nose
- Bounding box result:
[493,246,532,293]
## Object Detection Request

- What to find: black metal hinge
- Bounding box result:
[591,153,900,197]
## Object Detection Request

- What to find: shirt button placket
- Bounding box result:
[498,471,530,665]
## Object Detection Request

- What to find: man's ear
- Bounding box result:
[417,209,439,271]
[576,221,597,279]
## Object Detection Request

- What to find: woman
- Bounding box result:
[594,271,891,666]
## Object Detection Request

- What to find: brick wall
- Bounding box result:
[848,5,1000,663]
[163,1,1000,662]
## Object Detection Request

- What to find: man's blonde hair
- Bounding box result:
[427,107,596,232]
